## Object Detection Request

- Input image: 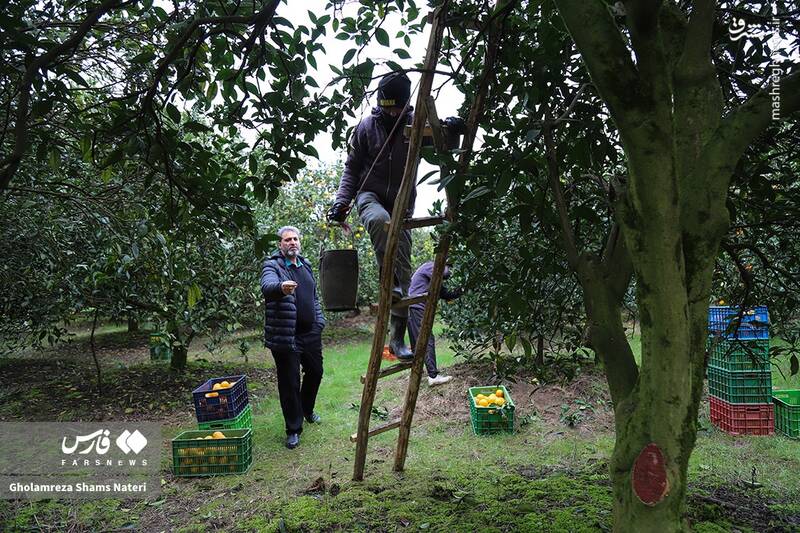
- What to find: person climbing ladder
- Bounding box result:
[326,70,465,360]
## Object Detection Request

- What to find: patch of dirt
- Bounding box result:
[687,484,800,533]
[0,357,276,423]
[382,360,613,436]
[20,330,153,368]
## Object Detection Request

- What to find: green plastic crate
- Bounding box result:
[707,367,772,404]
[707,338,770,372]
[468,386,515,435]
[149,332,171,362]
[773,389,800,439]
[197,404,252,431]
[172,428,252,477]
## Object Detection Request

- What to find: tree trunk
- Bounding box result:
[607,328,707,532]
[127,313,139,332]
[536,334,544,367]
[170,344,188,371]
[89,308,103,395]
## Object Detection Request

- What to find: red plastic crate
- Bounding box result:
[709,395,774,436]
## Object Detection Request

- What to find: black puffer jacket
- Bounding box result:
[260,252,325,351]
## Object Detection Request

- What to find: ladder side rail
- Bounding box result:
[352,3,448,482]
[393,0,511,471]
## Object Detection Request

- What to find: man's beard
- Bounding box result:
[284,248,298,257]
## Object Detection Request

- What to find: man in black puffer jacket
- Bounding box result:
[260,226,326,449]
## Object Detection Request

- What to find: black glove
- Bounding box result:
[326,202,349,223]
[442,116,467,135]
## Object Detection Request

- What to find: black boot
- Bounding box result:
[389,315,413,360]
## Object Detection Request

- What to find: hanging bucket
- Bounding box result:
[319,248,359,312]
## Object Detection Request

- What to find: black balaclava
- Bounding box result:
[377,72,411,132]
[377,71,411,108]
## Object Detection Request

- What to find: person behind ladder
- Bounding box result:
[408,261,462,386]
[326,70,465,360]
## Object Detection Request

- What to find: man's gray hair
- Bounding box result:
[277,226,301,239]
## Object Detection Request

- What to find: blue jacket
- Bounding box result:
[260,252,325,351]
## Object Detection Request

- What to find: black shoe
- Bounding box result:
[285,433,300,449]
[305,412,321,424]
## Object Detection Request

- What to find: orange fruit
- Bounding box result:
[212,383,223,391]
[220,381,231,388]
[495,389,504,398]
[478,398,490,407]
[212,431,226,439]
[495,397,506,406]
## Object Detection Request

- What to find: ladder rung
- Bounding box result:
[383,215,446,232]
[392,293,428,308]
[360,361,413,384]
[350,420,402,442]
[404,125,433,138]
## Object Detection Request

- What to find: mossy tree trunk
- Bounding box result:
[547,1,800,531]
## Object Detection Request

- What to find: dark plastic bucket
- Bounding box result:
[319,249,359,311]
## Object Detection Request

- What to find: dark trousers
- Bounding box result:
[271,331,323,435]
[356,191,412,318]
[407,304,438,378]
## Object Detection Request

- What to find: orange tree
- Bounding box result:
[430,0,800,530]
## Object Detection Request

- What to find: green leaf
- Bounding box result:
[165,103,181,123]
[206,81,218,100]
[187,283,202,309]
[48,150,60,171]
[63,69,88,87]
[418,169,438,185]
[80,135,93,162]
[461,186,492,203]
[248,154,258,174]
[132,50,156,64]
[375,27,390,46]
[791,354,799,376]
[343,48,356,64]
[183,121,211,133]
[393,48,410,59]
[273,16,293,29]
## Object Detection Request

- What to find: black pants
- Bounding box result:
[407,305,438,378]
[271,330,323,435]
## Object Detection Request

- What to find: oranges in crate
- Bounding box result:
[212,380,236,391]
[474,392,506,408]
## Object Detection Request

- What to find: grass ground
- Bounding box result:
[0,320,798,532]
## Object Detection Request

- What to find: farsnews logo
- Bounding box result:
[62,429,148,455]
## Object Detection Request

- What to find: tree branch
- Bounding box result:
[543,121,580,270]
[0,0,122,194]
[703,68,800,184]
[680,0,715,71]
[553,0,640,127]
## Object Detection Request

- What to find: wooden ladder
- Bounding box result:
[351,0,508,481]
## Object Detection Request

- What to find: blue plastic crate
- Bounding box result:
[708,306,769,340]
[192,375,249,423]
